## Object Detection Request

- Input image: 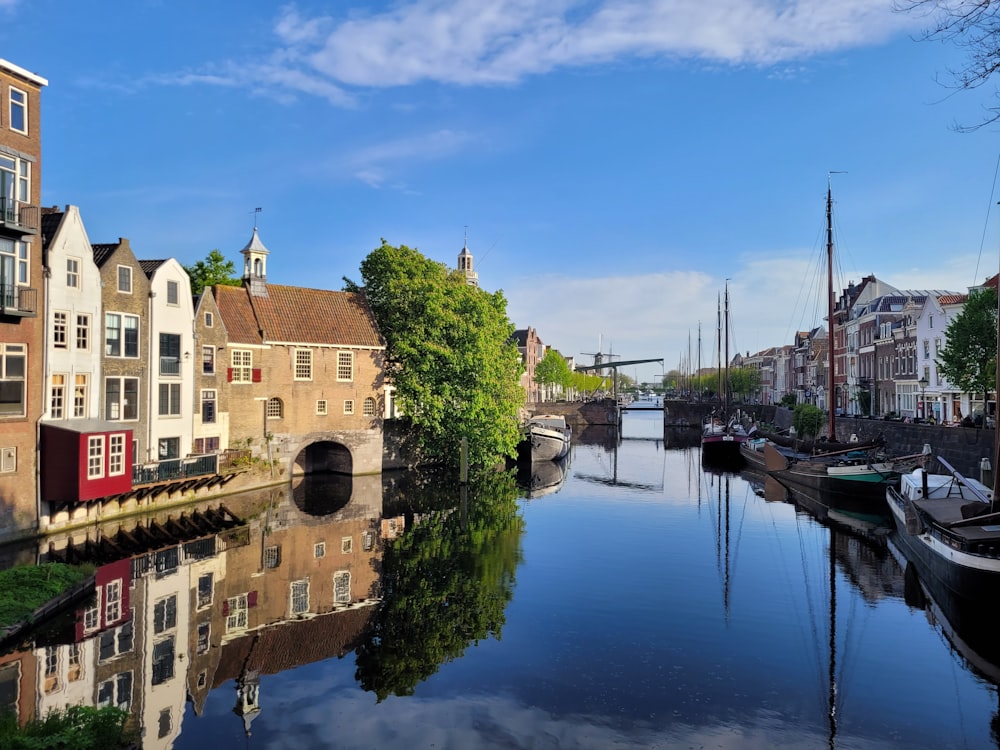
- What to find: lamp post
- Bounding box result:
[918,376,929,421]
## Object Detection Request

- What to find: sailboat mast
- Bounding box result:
[827,181,836,439]
[716,293,722,408]
[724,282,731,413]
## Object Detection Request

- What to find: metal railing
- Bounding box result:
[133,453,218,485]
[0,284,37,316]
[0,198,39,234]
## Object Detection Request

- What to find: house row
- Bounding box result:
[739,273,998,423]
[0,57,390,544]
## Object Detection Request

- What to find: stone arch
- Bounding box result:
[293,439,353,476]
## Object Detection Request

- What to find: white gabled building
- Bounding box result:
[40,206,102,423]
[140,259,195,461]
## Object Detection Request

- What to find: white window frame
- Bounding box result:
[334,571,351,605]
[201,389,216,424]
[266,397,282,419]
[316,399,328,415]
[117,265,132,293]
[294,349,312,381]
[363,396,376,416]
[105,312,139,358]
[290,579,309,616]
[0,343,26,418]
[231,349,252,383]
[202,345,215,375]
[53,310,68,349]
[88,436,104,479]
[50,373,66,419]
[105,579,122,624]
[104,376,139,421]
[66,257,80,288]
[75,313,90,351]
[227,594,249,632]
[336,351,353,382]
[341,536,352,554]
[343,399,354,415]
[166,280,179,305]
[8,86,26,134]
[314,542,326,558]
[158,383,181,417]
[204,312,213,328]
[109,433,125,477]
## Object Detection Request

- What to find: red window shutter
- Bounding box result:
[222,599,229,616]
[252,368,262,383]
[227,367,233,382]
[248,590,258,608]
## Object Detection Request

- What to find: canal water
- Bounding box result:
[5,407,1000,749]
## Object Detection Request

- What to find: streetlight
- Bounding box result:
[918,376,928,421]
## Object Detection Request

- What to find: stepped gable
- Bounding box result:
[214,284,263,345]
[246,283,382,348]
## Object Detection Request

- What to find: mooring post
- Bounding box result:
[460,437,468,484]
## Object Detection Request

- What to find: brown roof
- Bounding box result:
[938,294,966,306]
[214,283,383,348]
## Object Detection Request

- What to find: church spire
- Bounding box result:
[457,227,478,287]
[241,212,270,297]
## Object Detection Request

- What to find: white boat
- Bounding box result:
[519,415,571,462]
[887,456,1000,600]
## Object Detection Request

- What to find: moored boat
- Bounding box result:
[519,414,571,462]
[887,456,1000,600]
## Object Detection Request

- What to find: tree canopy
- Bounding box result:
[936,287,997,408]
[896,0,1000,130]
[534,348,573,389]
[184,249,241,295]
[349,240,525,468]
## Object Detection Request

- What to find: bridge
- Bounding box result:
[575,357,665,412]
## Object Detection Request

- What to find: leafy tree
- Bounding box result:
[355,470,524,701]
[937,287,997,422]
[896,1,1000,130]
[0,705,136,749]
[184,249,241,295]
[728,366,762,402]
[349,241,524,467]
[793,403,825,438]
[534,349,573,390]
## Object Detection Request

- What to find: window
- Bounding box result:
[157,708,172,739]
[97,672,131,710]
[337,351,353,381]
[105,579,122,624]
[159,333,180,375]
[0,237,29,298]
[109,434,125,476]
[66,258,79,288]
[201,389,216,423]
[73,373,88,418]
[341,536,353,554]
[316,399,328,415]
[264,545,281,569]
[88,436,104,479]
[923,340,930,359]
[2,446,17,472]
[105,313,139,358]
[294,349,312,380]
[153,595,177,634]
[226,594,248,632]
[83,604,99,633]
[362,531,375,551]
[50,373,65,418]
[166,280,178,305]
[363,396,376,416]
[334,571,351,604]
[204,311,213,327]
[53,311,67,349]
[202,345,215,374]
[314,542,326,558]
[44,646,59,694]
[194,436,220,453]
[8,87,26,133]
[151,638,174,686]
[196,623,210,655]
[158,383,181,416]
[231,349,252,383]
[343,399,354,415]
[117,265,132,293]
[266,397,283,419]
[67,644,81,683]
[290,580,309,615]
[0,343,25,417]
[158,437,179,460]
[197,573,214,609]
[98,616,133,662]
[76,314,90,350]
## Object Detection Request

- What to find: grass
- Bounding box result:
[0,563,93,631]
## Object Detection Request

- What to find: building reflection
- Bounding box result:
[0,473,399,745]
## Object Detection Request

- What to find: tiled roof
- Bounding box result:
[214,283,383,348]
[938,294,966,306]
[214,284,262,345]
[91,243,118,267]
[138,259,167,277]
[39,209,63,252]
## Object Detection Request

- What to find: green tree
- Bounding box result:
[793,403,825,438]
[184,249,241,295]
[534,349,573,391]
[350,241,524,467]
[0,705,136,749]
[937,287,997,422]
[728,366,762,402]
[355,470,524,701]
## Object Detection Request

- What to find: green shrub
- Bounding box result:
[0,705,135,750]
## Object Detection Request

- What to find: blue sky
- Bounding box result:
[4,0,1000,385]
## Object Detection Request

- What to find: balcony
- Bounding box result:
[0,284,37,317]
[0,198,39,236]
[132,449,251,486]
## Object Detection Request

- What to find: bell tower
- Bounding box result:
[457,228,478,287]
[241,223,269,298]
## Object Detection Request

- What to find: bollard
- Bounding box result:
[460,437,468,484]
[980,457,993,490]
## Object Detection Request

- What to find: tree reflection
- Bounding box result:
[355,470,524,701]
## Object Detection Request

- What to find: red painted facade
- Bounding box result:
[41,423,133,503]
